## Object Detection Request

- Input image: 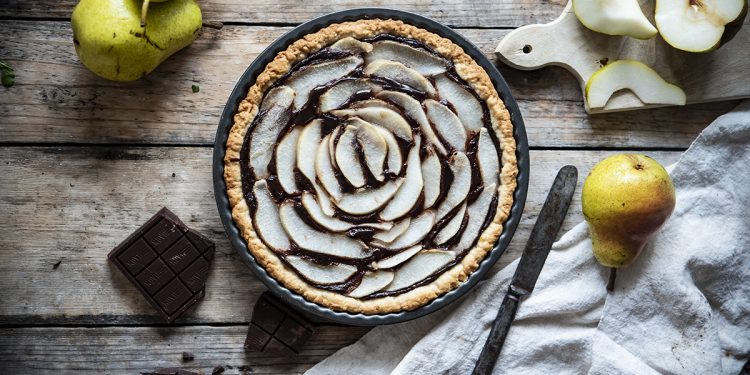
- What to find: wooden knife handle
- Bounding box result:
[471,292,521,375]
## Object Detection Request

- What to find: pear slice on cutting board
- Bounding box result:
[585,60,686,109]
[656,0,747,53]
[573,0,657,39]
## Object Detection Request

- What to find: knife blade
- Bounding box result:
[472,165,578,375]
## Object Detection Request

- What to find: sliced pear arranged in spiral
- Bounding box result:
[384,250,455,292]
[366,40,450,76]
[434,74,484,131]
[252,180,290,251]
[372,217,411,243]
[300,192,352,232]
[336,178,404,215]
[376,90,447,155]
[436,152,472,220]
[329,37,373,54]
[347,270,394,298]
[279,202,370,259]
[373,210,435,250]
[364,59,437,97]
[331,106,413,141]
[335,125,367,188]
[421,148,442,209]
[477,128,500,187]
[315,133,344,201]
[424,99,467,152]
[380,136,423,221]
[374,126,403,175]
[435,203,468,245]
[249,86,295,179]
[286,256,357,285]
[450,184,496,254]
[297,119,322,182]
[276,127,301,195]
[286,55,363,110]
[349,118,387,181]
[372,245,422,269]
[320,79,381,112]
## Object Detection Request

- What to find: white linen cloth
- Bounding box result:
[306,101,750,375]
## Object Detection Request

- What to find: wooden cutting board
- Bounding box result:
[495,0,750,113]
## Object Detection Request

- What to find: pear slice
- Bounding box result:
[285,256,357,285]
[372,245,422,269]
[279,202,370,259]
[376,90,447,155]
[249,86,294,179]
[436,152,472,220]
[477,128,500,187]
[331,106,413,141]
[335,125,367,188]
[364,59,437,97]
[314,184,336,217]
[421,148,442,209]
[300,192,352,232]
[349,98,399,110]
[585,60,686,109]
[297,120,322,182]
[329,37,373,54]
[656,0,745,52]
[434,74,484,131]
[424,99,467,152]
[366,40,450,76]
[320,79,380,112]
[286,55,363,110]
[380,136,423,221]
[450,184,496,254]
[275,127,301,195]
[352,119,387,181]
[374,126,403,176]
[373,211,436,250]
[372,217,411,243]
[336,178,404,215]
[315,133,343,201]
[435,203,468,245]
[384,250,455,292]
[252,180,291,251]
[347,270,394,298]
[573,0,658,40]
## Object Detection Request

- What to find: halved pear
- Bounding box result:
[573,0,658,39]
[373,211,435,250]
[380,136,423,221]
[347,270,394,298]
[424,99,467,152]
[286,55,363,110]
[585,60,686,109]
[252,180,291,251]
[315,133,344,201]
[376,90,447,154]
[329,37,373,54]
[278,202,370,259]
[365,40,450,76]
[331,106,413,141]
[421,148,442,209]
[434,74,484,131]
[286,256,357,285]
[275,127,301,195]
[477,128,500,187]
[248,86,294,179]
[436,152,472,220]
[656,0,746,52]
[384,250,455,292]
[335,125,367,188]
[450,184,496,253]
[372,245,422,269]
[320,79,380,112]
[335,178,404,215]
[435,203,468,245]
[364,59,437,96]
[372,217,411,243]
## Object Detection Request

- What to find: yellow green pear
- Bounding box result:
[71,0,203,81]
[582,154,676,268]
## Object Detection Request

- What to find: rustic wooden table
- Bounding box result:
[0,1,740,374]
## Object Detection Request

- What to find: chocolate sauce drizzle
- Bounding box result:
[238,34,501,298]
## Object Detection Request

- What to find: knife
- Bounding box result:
[472,165,578,375]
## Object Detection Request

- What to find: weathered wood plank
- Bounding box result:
[0,21,736,147]
[0,325,370,374]
[0,0,566,28]
[0,146,681,325]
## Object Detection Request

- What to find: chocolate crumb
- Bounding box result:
[238,365,253,374]
[182,351,194,361]
[212,366,225,375]
[52,259,62,269]
[172,173,176,177]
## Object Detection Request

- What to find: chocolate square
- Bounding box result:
[108,207,215,323]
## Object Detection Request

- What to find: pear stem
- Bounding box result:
[202,20,224,30]
[606,268,617,292]
[140,0,151,28]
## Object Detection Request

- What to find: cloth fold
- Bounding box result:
[306,101,750,375]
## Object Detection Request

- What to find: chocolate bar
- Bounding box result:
[245,292,315,356]
[109,207,215,323]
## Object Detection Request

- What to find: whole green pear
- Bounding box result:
[71,0,202,81]
[582,154,676,268]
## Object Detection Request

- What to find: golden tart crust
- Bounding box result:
[224,18,518,314]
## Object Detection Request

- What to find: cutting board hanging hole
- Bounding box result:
[522,45,532,54]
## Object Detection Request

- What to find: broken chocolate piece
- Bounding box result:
[181,351,194,361]
[109,207,215,323]
[244,292,315,356]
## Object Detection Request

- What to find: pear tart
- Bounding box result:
[225,19,517,314]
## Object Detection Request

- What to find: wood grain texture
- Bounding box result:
[0,0,567,28]
[0,146,681,325]
[0,21,738,147]
[0,325,370,374]
[497,0,750,113]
